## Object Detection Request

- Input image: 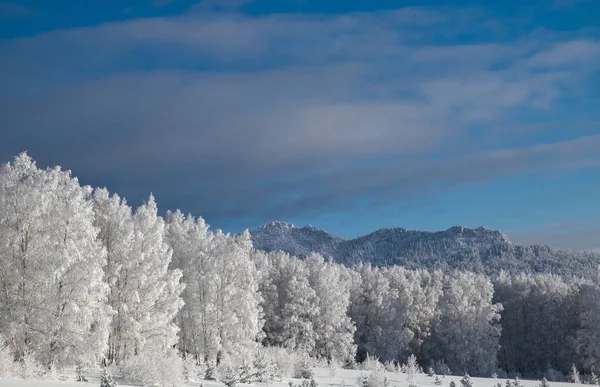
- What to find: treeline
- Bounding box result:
[0,153,599,382]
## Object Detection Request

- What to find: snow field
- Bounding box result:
[0,367,586,387]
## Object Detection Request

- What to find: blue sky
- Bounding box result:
[1,0,599,250]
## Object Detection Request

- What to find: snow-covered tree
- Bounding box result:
[92,188,134,363]
[252,347,277,383]
[166,212,263,366]
[460,374,473,387]
[404,354,420,386]
[577,278,600,375]
[164,210,213,360]
[130,196,184,353]
[94,193,183,363]
[349,265,442,364]
[100,368,117,387]
[260,251,319,354]
[393,268,444,359]
[570,364,581,384]
[209,230,263,363]
[0,153,110,367]
[425,271,502,376]
[304,253,356,362]
[494,272,580,375]
[348,264,403,362]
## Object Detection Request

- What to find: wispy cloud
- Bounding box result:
[0,2,33,18]
[189,0,255,12]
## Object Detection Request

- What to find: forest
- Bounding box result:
[0,153,599,385]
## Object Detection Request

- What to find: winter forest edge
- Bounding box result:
[1,153,600,386]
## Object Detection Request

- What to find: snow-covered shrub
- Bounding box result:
[261,346,296,379]
[435,376,443,386]
[294,352,315,379]
[428,367,436,377]
[119,349,184,387]
[372,367,392,387]
[588,372,599,386]
[290,378,319,387]
[570,365,581,384]
[357,373,370,387]
[356,368,391,387]
[539,377,550,387]
[361,354,383,371]
[18,352,46,380]
[384,361,396,373]
[0,344,17,378]
[432,360,451,376]
[217,361,240,387]
[449,381,457,387]
[460,374,473,387]
[403,354,420,386]
[512,377,524,387]
[238,359,254,383]
[508,372,522,380]
[545,367,566,382]
[100,368,118,387]
[253,348,277,382]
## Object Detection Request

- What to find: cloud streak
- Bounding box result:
[0,2,32,18]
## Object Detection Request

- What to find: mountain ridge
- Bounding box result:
[250,221,600,277]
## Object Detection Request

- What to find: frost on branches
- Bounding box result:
[93,192,184,364]
[0,153,110,368]
[259,251,356,363]
[426,271,502,376]
[166,211,263,367]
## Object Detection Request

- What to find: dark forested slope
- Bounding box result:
[251,222,600,277]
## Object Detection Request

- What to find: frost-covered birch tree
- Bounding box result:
[426,271,502,376]
[304,253,356,362]
[93,188,134,363]
[260,251,319,354]
[93,193,184,363]
[166,213,263,367]
[165,210,212,361]
[0,153,110,367]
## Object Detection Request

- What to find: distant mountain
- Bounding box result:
[250,222,600,277]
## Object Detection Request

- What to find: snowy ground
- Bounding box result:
[0,368,582,387]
